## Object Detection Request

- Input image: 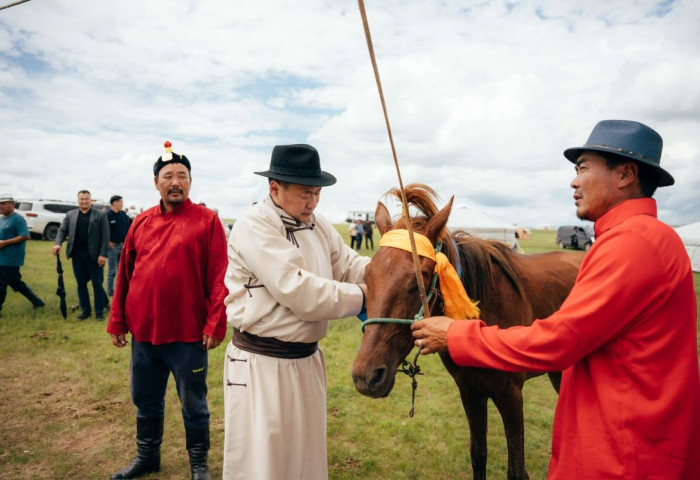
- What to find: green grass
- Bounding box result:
[0,230,698,479]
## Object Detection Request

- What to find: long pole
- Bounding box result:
[357,0,430,317]
[0,0,31,11]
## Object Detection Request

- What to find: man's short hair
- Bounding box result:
[78,190,91,196]
[269,178,291,189]
[110,195,123,204]
[602,154,659,198]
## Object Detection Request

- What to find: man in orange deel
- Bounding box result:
[411,120,700,479]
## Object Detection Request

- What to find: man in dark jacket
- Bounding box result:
[52,190,109,320]
[106,195,132,297]
[364,220,374,250]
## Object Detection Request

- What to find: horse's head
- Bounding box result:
[352,185,453,398]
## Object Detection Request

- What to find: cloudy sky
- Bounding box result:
[1,0,698,228]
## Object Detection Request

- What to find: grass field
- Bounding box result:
[1,229,698,479]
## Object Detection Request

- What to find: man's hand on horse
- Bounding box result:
[411,316,454,355]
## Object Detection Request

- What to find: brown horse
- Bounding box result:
[351,184,584,480]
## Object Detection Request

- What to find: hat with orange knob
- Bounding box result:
[153,141,191,176]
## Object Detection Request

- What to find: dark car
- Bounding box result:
[556,225,594,251]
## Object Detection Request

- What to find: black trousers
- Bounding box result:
[131,340,210,428]
[0,265,42,311]
[71,249,105,315]
[355,234,363,250]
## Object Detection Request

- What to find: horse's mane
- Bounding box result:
[386,184,524,304]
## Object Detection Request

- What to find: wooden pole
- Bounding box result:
[357,0,430,317]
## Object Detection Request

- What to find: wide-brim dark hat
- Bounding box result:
[564,120,674,187]
[255,144,336,187]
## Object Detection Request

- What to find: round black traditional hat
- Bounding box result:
[563,120,674,187]
[153,141,191,176]
[255,144,336,187]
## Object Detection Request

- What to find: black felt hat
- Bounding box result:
[153,141,191,176]
[255,144,336,187]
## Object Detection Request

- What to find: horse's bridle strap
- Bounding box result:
[362,266,441,332]
[377,230,480,320]
[362,318,414,328]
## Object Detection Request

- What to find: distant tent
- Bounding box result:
[447,205,518,248]
[675,221,700,272]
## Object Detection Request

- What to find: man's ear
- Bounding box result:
[619,162,639,188]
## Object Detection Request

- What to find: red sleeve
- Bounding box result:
[202,215,228,340]
[106,215,141,335]
[447,226,669,371]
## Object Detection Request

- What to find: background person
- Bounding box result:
[0,193,45,316]
[349,219,358,249]
[411,120,700,479]
[364,219,374,250]
[223,144,369,480]
[354,219,364,251]
[570,226,579,249]
[52,190,109,320]
[106,142,227,480]
[106,195,131,297]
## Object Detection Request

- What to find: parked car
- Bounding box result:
[556,225,595,251]
[14,199,78,241]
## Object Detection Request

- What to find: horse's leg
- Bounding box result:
[492,381,528,480]
[459,389,489,480]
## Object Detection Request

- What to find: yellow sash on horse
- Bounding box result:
[379,229,480,320]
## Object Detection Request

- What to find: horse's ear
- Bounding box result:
[425,196,453,242]
[375,201,393,236]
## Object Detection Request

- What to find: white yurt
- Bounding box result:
[447,205,518,248]
[675,221,700,272]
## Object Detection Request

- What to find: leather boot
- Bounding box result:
[111,417,164,479]
[185,424,211,480]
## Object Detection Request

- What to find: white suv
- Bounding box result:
[15,199,78,241]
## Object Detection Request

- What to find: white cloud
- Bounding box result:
[0,0,698,230]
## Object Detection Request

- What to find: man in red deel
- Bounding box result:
[107,142,228,480]
[412,120,700,479]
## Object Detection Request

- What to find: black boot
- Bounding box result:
[111,417,164,479]
[185,424,211,480]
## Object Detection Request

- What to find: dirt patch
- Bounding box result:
[330,456,360,471]
[0,352,131,478]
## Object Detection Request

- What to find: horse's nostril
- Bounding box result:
[369,367,386,392]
